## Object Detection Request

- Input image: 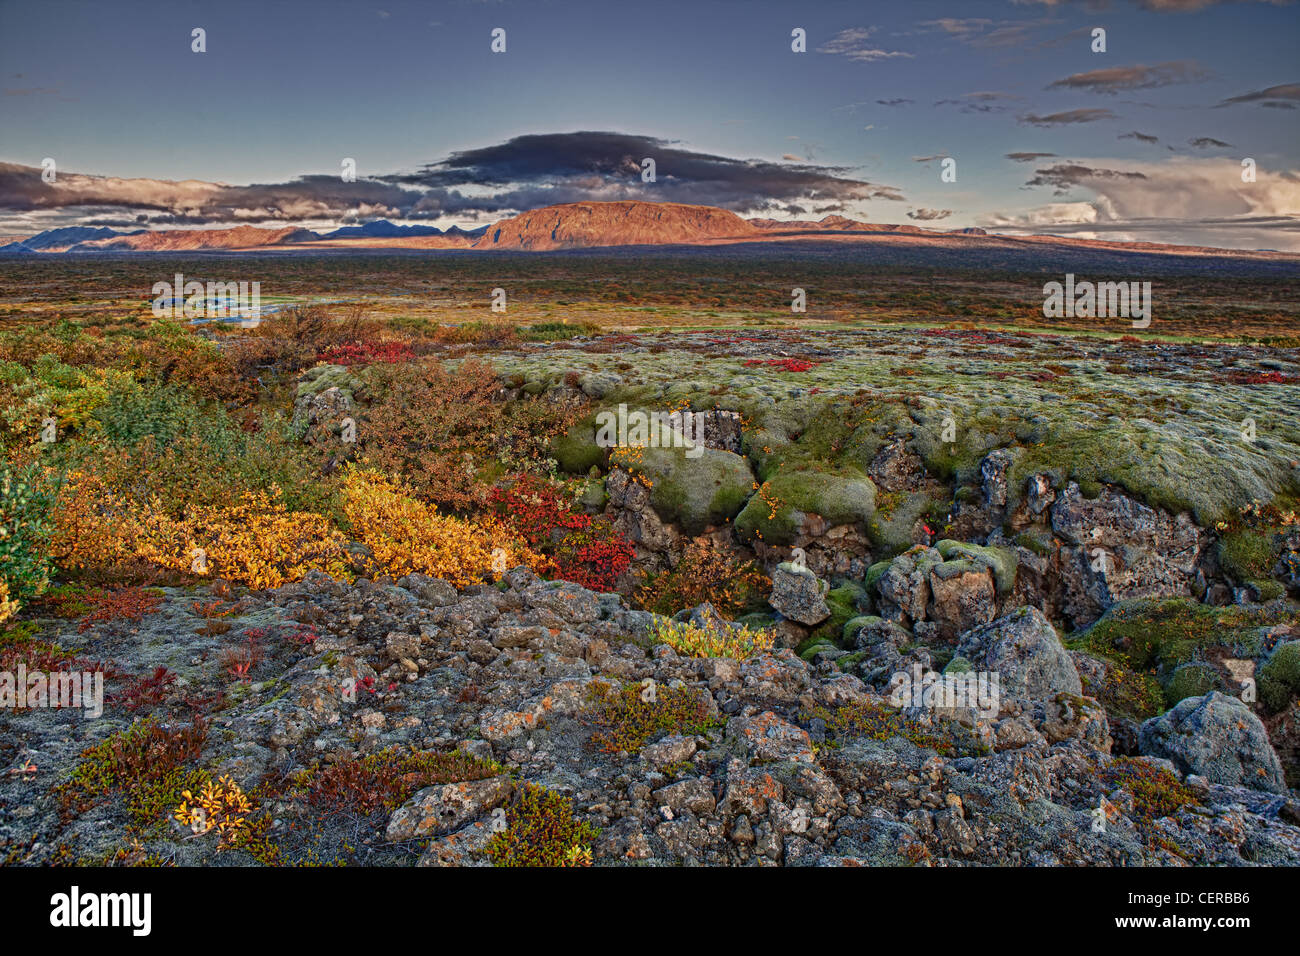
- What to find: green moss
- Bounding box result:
[1259,641,1300,713]
[551,414,606,474]
[836,651,867,672]
[613,443,754,535]
[864,561,892,594]
[1073,651,1165,721]
[935,539,1018,594]
[943,656,973,675]
[735,467,876,546]
[1217,528,1278,582]
[1072,598,1279,672]
[1163,662,1223,706]
[807,582,867,646]
[842,614,876,646]
[296,364,357,400]
[799,641,837,662]
[1013,527,1055,558]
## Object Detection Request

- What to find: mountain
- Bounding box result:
[8,202,1297,261]
[323,220,445,239]
[471,200,757,250]
[68,225,320,251]
[750,214,876,232]
[0,225,132,252]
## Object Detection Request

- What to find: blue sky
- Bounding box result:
[1,0,1297,248]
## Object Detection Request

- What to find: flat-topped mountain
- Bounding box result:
[471,200,759,250]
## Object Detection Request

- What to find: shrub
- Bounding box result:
[487,474,634,592]
[341,468,547,588]
[53,471,351,590]
[645,617,774,659]
[57,717,208,818]
[0,461,56,617]
[355,358,584,509]
[634,540,769,618]
[485,784,598,867]
[77,587,165,632]
[287,748,503,818]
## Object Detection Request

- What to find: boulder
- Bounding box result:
[1051,483,1204,627]
[1139,691,1286,793]
[956,606,1081,702]
[768,562,831,626]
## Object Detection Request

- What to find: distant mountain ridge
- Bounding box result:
[1,202,1292,260]
[323,220,445,239]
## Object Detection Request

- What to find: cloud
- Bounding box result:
[816,27,914,61]
[1188,136,1234,148]
[781,154,802,161]
[915,17,1053,48]
[1006,152,1058,162]
[1020,108,1117,126]
[986,156,1300,249]
[1119,130,1160,143]
[1047,61,1210,94]
[917,18,994,34]
[876,98,913,106]
[934,91,1020,113]
[907,208,953,220]
[912,154,949,164]
[1024,163,1149,195]
[0,132,907,228]
[1216,82,1300,107]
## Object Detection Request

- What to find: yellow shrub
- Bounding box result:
[646,617,774,659]
[52,471,350,590]
[342,468,548,588]
[0,579,18,628]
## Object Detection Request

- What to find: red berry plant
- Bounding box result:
[487,474,634,592]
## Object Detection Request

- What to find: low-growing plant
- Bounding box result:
[645,617,774,659]
[485,783,598,867]
[1101,757,1201,825]
[286,748,503,818]
[57,717,208,818]
[634,540,770,618]
[342,467,548,588]
[803,701,988,757]
[586,680,719,754]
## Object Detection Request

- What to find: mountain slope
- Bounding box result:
[472,200,758,250]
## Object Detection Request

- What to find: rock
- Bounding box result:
[956,606,1081,702]
[653,778,717,816]
[725,711,816,764]
[386,775,514,841]
[416,819,498,867]
[768,563,831,626]
[642,734,697,769]
[1051,483,1204,627]
[980,449,1017,510]
[875,546,942,626]
[926,559,996,642]
[1139,691,1287,793]
[616,444,755,536]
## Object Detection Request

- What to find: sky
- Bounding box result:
[0,0,1297,249]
